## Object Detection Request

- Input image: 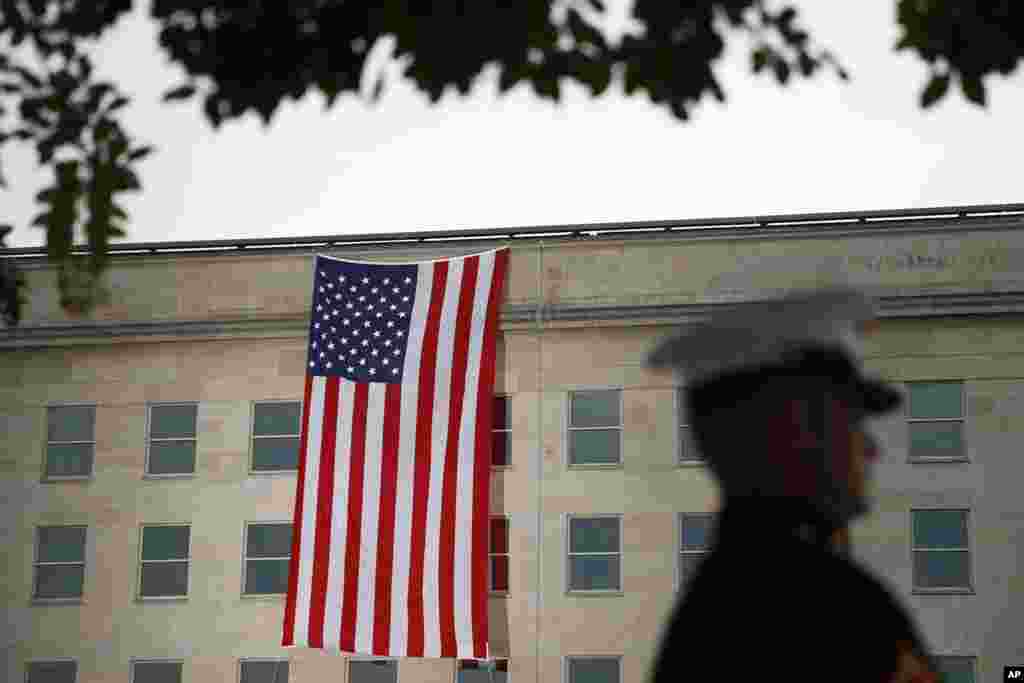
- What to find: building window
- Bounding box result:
[567,516,621,592]
[252,402,301,472]
[456,659,508,683]
[679,514,713,588]
[492,396,510,467]
[139,525,190,598]
[490,516,509,593]
[934,656,975,683]
[240,659,289,683]
[567,390,621,466]
[911,509,971,591]
[26,660,77,683]
[243,523,292,595]
[566,656,620,683]
[677,388,701,464]
[349,660,397,683]
[33,526,86,601]
[130,660,182,683]
[907,381,965,461]
[147,404,197,476]
[45,405,95,479]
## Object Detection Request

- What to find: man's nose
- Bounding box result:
[863,429,881,462]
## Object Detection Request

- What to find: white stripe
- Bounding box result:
[454,252,496,653]
[294,376,326,647]
[355,382,387,654]
[390,263,434,655]
[423,257,463,657]
[324,379,355,651]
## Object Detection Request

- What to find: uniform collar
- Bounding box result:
[717,495,843,550]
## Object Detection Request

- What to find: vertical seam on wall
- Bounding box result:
[535,240,544,683]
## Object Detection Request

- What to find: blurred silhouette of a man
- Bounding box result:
[647,288,938,683]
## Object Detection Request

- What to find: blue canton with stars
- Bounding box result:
[307,256,418,383]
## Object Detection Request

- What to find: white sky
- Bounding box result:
[4,0,1024,249]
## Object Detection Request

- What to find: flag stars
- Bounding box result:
[373,331,381,338]
[348,366,354,372]
[402,296,410,303]
[346,302,354,309]
[383,278,390,285]
[371,287,378,294]
[350,286,357,292]
[362,277,370,284]
[387,321,395,328]
[358,295,366,302]
[361,339,369,347]
[384,340,392,347]
[339,275,346,283]
[371,349,379,356]
[382,358,389,365]
[343,319,350,326]
[326,362,333,369]
[392,287,400,294]
[327,342,335,350]
[316,304,323,312]
[369,368,376,375]
[359,358,366,365]
[403,277,412,284]
[392,368,399,375]
[327,282,334,289]
[364,321,371,328]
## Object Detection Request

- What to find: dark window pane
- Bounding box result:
[150,404,197,439]
[569,556,620,591]
[490,556,509,592]
[27,661,77,683]
[142,526,190,561]
[34,565,84,599]
[679,426,701,461]
[48,406,95,442]
[38,527,86,562]
[457,661,509,683]
[909,382,962,419]
[568,429,620,465]
[913,551,970,589]
[247,524,292,558]
[349,660,396,683]
[254,402,301,436]
[148,441,196,475]
[132,661,182,683]
[570,391,620,428]
[570,518,619,553]
[909,422,964,459]
[491,431,510,467]
[140,561,188,597]
[245,559,289,595]
[935,657,974,683]
[913,510,968,548]
[492,396,509,431]
[45,443,94,477]
[489,518,508,554]
[568,658,619,683]
[681,516,713,551]
[252,437,299,471]
[240,661,290,683]
[679,553,706,586]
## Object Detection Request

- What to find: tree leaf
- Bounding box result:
[163,84,197,102]
[127,146,154,162]
[772,58,790,85]
[920,72,949,108]
[960,75,986,106]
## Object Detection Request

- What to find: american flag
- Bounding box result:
[282,248,509,659]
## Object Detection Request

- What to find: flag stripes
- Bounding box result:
[283,248,509,658]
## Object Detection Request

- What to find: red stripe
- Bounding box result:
[340,382,369,652]
[282,373,313,646]
[472,249,508,656]
[439,256,480,656]
[407,262,448,657]
[308,376,340,647]
[372,383,402,655]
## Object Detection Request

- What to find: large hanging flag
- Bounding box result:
[282,247,509,659]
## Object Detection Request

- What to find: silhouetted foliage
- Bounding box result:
[1,1,1021,325]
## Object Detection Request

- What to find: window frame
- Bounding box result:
[138,523,191,601]
[932,655,976,683]
[32,524,87,603]
[455,658,510,683]
[347,657,398,683]
[489,515,510,595]
[675,387,703,466]
[563,655,622,683]
[905,381,968,463]
[249,400,302,474]
[43,403,96,482]
[145,401,198,478]
[238,658,290,683]
[25,659,78,683]
[565,513,623,595]
[909,507,973,594]
[491,394,512,469]
[565,388,624,469]
[676,513,714,592]
[129,659,184,683]
[242,521,292,598]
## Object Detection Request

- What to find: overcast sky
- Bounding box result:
[4,1,1024,249]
